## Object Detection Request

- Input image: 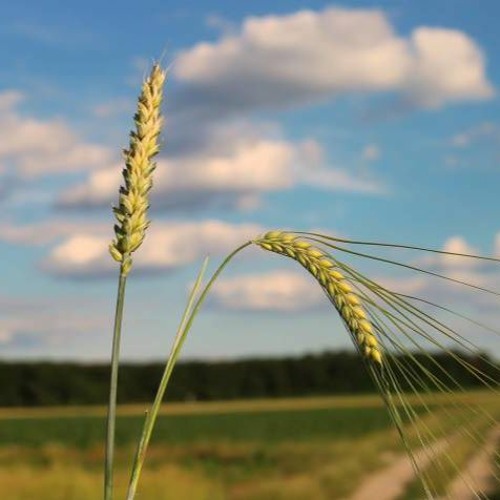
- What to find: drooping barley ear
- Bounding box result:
[109,64,166,276]
[254,231,382,365]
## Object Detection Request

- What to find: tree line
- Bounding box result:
[0,350,496,407]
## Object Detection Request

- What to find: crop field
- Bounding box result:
[0,393,498,499]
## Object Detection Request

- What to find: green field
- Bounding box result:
[0,406,394,448]
[0,393,498,499]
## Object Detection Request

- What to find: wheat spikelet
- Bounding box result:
[254,230,382,364]
[109,64,166,275]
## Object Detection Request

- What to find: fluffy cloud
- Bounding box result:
[0,90,114,178]
[58,137,295,210]
[412,235,492,288]
[40,220,263,278]
[210,270,325,312]
[173,7,493,115]
[206,234,498,314]
[440,236,482,268]
[301,164,384,194]
[206,233,499,317]
[0,218,263,278]
[58,132,384,210]
[406,28,494,108]
[3,7,494,218]
[205,260,499,355]
[381,235,500,320]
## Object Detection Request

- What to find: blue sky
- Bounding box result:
[0,1,499,361]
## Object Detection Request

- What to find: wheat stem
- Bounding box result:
[126,242,252,499]
[104,268,127,500]
[104,63,166,500]
[126,258,209,500]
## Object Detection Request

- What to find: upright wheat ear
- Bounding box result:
[254,231,382,365]
[109,64,166,275]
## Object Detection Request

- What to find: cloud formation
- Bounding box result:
[174,7,494,115]
[58,7,489,214]
[210,270,325,312]
[40,220,263,278]
[0,90,113,179]
[380,235,500,322]
[208,234,500,319]
[58,136,295,210]
[1,7,494,217]
[58,131,384,210]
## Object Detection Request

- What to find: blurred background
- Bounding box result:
[0,1,499,498]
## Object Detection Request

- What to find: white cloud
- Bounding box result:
[206,259,500,356]
[58,138,294,210]
[210,270,325,312]
[416,236,497,289]
[0,91,114,178]
[336,235,500,354]
[58,131,385,210]
[397,235,500,316]
[41,220,264,278]
[406,28,494,108]
[173,7,493,114]
[300,166,384,194]
[56,163,122,208]
[441,236,482,269]
[175,8,409,101]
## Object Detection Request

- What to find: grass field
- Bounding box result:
[0,393,498,499]
[0,406,395,448]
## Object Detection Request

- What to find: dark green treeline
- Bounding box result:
[0,350,496,407]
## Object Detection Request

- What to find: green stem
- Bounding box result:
[126,242,251,500]
[104,266,128,500]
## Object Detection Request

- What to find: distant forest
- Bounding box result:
[0,350,497,407]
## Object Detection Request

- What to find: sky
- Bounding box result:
[0,1,499,362]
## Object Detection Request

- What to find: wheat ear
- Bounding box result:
[109,64,166,276]
[254,231,382,365]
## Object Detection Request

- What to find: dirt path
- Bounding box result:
[347,439,449,500]
[442,426,499,500]
[347,427,499,500]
